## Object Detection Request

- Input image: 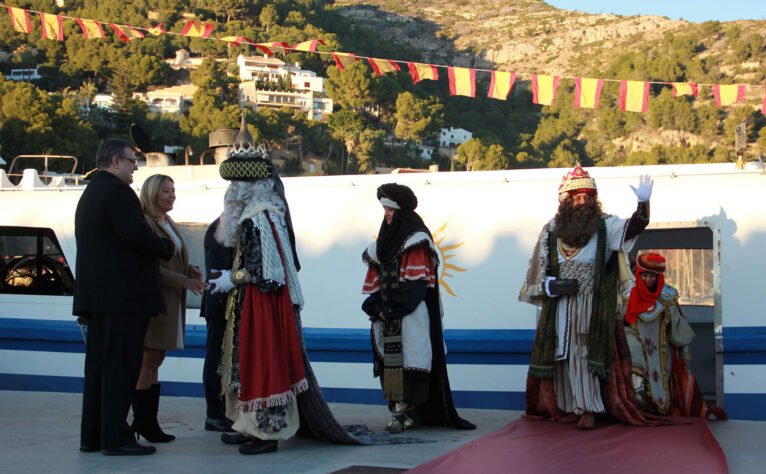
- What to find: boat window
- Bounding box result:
[632,227,715,306]
[176,223,208,309]
[0,226,74,296]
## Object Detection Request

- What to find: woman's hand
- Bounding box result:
[184,277,208,295]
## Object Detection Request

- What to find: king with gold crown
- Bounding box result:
[519,163,657,429]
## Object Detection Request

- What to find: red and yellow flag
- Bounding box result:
[574,77,604,109]
[368,58,401,76]
[532,74,560,106]
[147,23,167,36]
[110,24,144,43]
[221,36,251,46]
[331,52,357,71]
[76,19,106,39]
[407,62,438,84]
[292,39,325,52]
[713,84,745,107]
[671,82,698,97]
[180,20,214,38]
[488,71,517,100]
[619,80,650,113]
[448,67,476,98]
[254,42,289,55]
[40,13,64,41]
[7,7,32,33]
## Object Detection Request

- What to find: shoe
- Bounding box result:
[79,444,100,453]
[239,439,278,455]
[205,417,234,432]
[102,442,156,456]
[576,413,595,430]
[221,432,250,444]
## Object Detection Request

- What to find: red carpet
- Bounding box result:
[408,417,728,474]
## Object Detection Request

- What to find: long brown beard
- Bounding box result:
[555,198,603,248]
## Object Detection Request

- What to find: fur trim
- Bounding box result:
[236,378,309,412]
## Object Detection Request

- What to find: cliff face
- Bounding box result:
[334,0,762,82]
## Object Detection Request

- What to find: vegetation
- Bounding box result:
[0,0,764,174]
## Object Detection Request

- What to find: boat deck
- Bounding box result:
[1,391,764,473]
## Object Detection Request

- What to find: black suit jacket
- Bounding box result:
[72,170,174,316]
[200,218,234,320]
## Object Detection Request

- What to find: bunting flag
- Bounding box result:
[255,42,289,55]
[331,52,357,71]
[448,67,476,98]
[40,13,63,41]
[7,7,32,33]
[76,18,106,39]
[671,82,698,97]
[180,20,214,38]
[713,84,745,107]
[532,74,560,106]
[147,23,167,36]
[574,77,604,109]
[408,62,439,84]
[109,24,144,43]
[619,80,650,113]
[488,71,517,100]
[368,58,401,76]
[292,39,325,52]
[221,36,252,46]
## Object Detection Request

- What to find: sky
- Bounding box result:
[546,1,765,23]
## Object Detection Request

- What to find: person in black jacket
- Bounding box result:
[199,216,235,432]
[73,138,175,456]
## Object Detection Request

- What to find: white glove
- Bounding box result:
[544,276,556,298]
[209,269,234,294]
[630,174,653,202]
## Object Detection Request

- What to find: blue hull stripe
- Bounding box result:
[0,373,525,410]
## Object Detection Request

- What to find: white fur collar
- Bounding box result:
[365,231,437,264]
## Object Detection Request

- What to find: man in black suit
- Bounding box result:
[199,216,234,432]
[73,138,175,456]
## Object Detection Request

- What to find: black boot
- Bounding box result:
[132,386,175,443]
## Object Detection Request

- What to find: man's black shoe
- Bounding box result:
[221,432,250,444]
[205,417,234,432]
[79,444,100,453]
[239,439,278,455]
[102,442,156,456]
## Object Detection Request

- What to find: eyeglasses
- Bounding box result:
[116,155,138,164]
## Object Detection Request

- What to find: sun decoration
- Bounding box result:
[431,222,466,297]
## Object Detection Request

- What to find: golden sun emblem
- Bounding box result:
[432,222,466,297]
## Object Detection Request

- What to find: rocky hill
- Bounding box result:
[334,0,764,83]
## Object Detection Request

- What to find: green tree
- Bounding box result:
[325,62,374,112]
[328,109,366,173]
[394,92,443,143]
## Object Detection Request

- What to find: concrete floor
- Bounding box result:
[0,391,764,473]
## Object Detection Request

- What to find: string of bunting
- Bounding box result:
[3,3,765,114]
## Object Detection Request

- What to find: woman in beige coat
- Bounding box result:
[134,174,207,442]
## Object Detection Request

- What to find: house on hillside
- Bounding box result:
[439,127,472,148]
[136,84,198,114]
[7,66,41,82]
[236,54,332,121]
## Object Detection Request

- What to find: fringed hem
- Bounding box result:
[588,361,609,380]
[528,365,555,379]
[236,378,309,412]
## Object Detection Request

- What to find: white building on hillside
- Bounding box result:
[136,84,198,114]
[439,127,472,148]
[236,54,332,121]
[237,54,326,96]
[238,82,332,121]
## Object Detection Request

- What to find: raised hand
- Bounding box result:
[630,174,653,202]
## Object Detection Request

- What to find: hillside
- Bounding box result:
[334,0,764,83]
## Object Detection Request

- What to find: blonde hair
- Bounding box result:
[140,174,174,218]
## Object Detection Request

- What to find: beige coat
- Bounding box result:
[144,214,192,350]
